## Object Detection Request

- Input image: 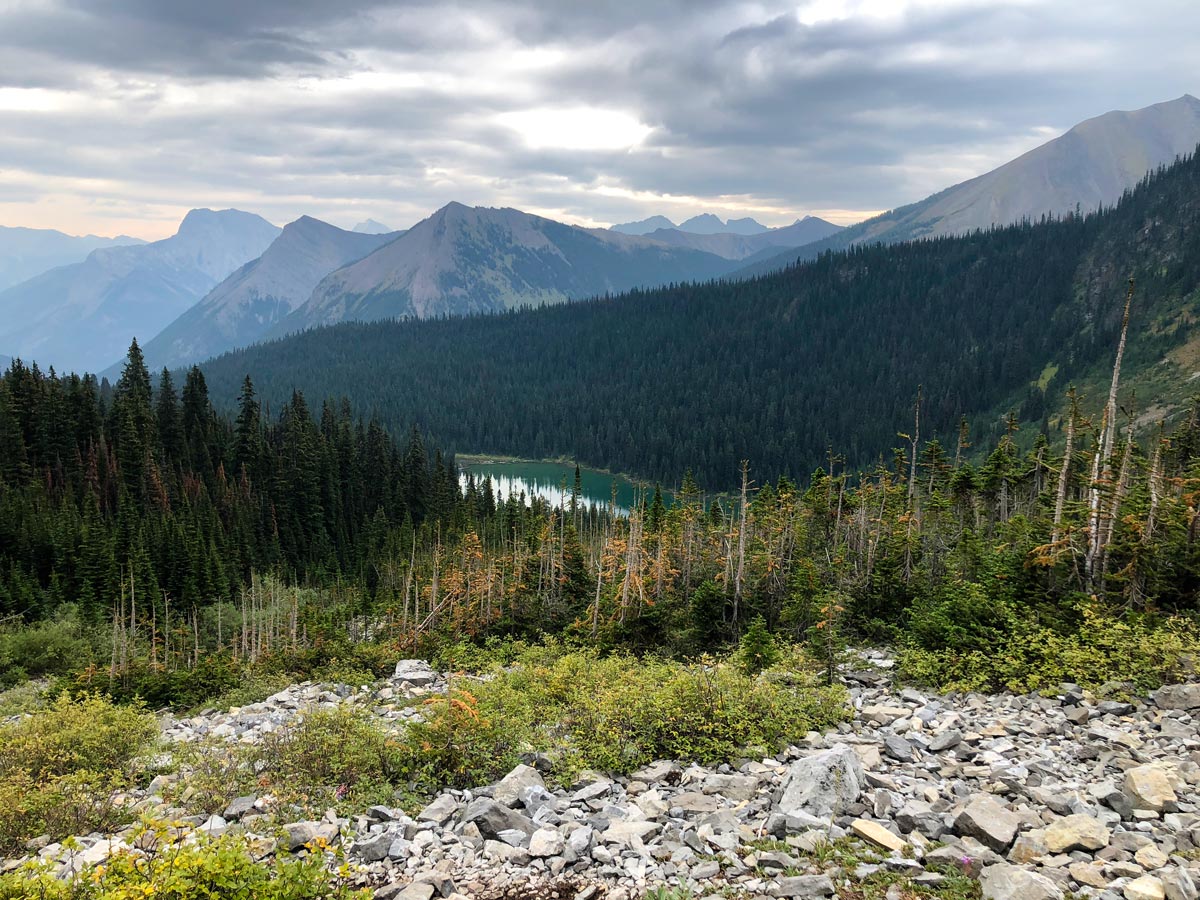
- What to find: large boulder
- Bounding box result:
[1124,766,1178,813]
[1043,814,1110,853]
[980,864,1064,900]
[775,744,864,821]
[1154,684,1200,710]
[393,659,438,686]
[460,798,536,839]
[954,795,1020,852]
[492,764,546,807]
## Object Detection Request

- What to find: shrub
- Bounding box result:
[253,707,403,811]
[0,615,95,689]
[0,692,155,781]
[0,693,155,852]
[399,645,847,789]
[0,821,368,899]
[898,603,1200,694]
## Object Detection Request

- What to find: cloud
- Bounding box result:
[0,0,1197,237]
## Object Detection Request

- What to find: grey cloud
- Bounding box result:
[0,0,1198,236]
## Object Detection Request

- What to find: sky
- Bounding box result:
[0,0,1198,239]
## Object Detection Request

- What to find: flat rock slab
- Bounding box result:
[851,818,907,852]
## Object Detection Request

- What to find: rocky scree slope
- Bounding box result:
[9,655,1200,900]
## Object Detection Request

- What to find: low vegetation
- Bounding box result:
[0,822,367,900]
[0,693,156,853]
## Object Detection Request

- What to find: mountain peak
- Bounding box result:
[353,218,393,235]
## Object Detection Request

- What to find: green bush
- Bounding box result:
[0,615,95,688]
[399,644,847,789]
[899,603,1200,694]
[254,707,403,811]
[0,821,367,899]
[0,693,156,851]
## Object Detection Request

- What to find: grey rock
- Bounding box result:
[767,874,836,897]
[928,730,962,752]
[776,744,864,821]
[528,827,564,858]
[461,798,536,839]
[282,821,319,852]
[884,735,914,761]
[979,863,1064,900]
[1162,867,1199,900]
[222,795,257,821]
[417,794,458,825]
[353,831,394,862]
[392,659,438,685]
[954,795,1020,852]
[492,764,546,807]
[1155,684,1200,711]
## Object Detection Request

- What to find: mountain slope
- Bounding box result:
[137,217,395,372]
[0,226,144,292]
[743,94,1200,277]
[201,150,1200,488]
[274,202,738,332]
[0,209,279,374]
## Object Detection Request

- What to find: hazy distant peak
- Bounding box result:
[610,215,676,235]
[352,218,393,234]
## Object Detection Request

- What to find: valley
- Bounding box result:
[2,9,1200,897]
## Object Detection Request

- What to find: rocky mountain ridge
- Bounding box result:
[9,654,1200,900]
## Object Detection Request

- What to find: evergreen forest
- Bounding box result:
[198,148,1200,489]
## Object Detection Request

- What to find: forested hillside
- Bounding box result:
[201,150,1200,489]
[0,345,464,624]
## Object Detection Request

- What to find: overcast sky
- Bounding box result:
[1,0,1197,239]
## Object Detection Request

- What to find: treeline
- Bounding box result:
[0,343,475,623]
[197,149,1200,488]
[3,340,1200,697]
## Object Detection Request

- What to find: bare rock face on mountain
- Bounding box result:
[743,94,1200,277]
[137,216,395,371]
[0,209,279,374]
[275,202,738,332]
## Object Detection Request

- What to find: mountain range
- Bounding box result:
[269,202,742,335]
[611,212,773,236]
[198,141,1200,488]
[0,209,279,374]
[742,93,1200,276]
[135,216,396,373]
[0,225,144,292]
[4,94,1200,379]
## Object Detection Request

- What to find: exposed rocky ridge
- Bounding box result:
[9,654,1200,900]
